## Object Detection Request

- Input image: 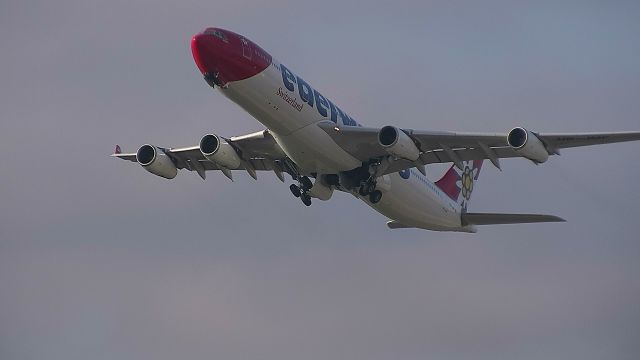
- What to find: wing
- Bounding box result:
[318,121,640,174]
[112,130,288,181]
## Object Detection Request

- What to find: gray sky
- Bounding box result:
[1,1,640,359]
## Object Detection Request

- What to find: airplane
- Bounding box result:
[113,27,640,233]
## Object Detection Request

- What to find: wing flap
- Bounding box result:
[461,213,566,226]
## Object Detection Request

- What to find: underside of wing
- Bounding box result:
[317,121,640,174]
[461,213,566,226]
[112,130,289,181]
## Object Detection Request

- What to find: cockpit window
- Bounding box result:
[204,28,228,42]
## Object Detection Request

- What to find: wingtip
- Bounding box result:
[113,144,122,155]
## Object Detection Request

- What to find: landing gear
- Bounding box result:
[287,173,313,206]
[281,159,319,207]
[300,193,312,206]
[294,177,313,206]
[203,72,222,88]
[289,184,301,198]
[353,169,382,204]
[369,190,383,204]
[358,178,377,196]
[300,176,313,190]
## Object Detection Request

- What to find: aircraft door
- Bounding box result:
[241,38,253,60]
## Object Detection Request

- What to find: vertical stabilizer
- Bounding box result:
[435,160,483,211]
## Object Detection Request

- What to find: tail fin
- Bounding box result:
[435,160,483,211]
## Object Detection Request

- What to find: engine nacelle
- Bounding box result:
[136,144,177,179]
[507,127,550,164]
[378,126,420,161]
[199,134,242,169]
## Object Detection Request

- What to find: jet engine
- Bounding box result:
[378,126,420,161]
[507,127,550,164]
[136,144,178,179]
[199,134,242,169]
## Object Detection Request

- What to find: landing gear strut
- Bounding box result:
[295,176,313,206]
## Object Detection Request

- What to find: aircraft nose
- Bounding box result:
[191,32,220,82]
[190,28,272,87]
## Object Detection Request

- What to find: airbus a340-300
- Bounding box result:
[113,28,640,232]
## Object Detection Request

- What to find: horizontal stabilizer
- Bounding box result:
[387,220,414,229]
[462,213,566,226]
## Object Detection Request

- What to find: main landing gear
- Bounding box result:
[358,178,383,204]
[289,176,313,207]
[355,157,391,205]
[282,159,314,207]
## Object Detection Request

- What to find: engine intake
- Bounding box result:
[507,127,549,163]
[199,134,242,169]
[136,144,177,179]
[378,126,420,161]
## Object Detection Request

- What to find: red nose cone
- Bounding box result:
[191,34,212,74]
[191,28,272,86]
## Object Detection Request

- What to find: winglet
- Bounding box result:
[114,145,122,154]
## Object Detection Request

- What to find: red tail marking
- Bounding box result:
[435,166,461,201]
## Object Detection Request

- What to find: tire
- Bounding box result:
[301,194,312,206]
[369,190,382,204]
[358,185,368,196]
[366,181,376,194]
[300,176,313,190]
[289,184,301,197]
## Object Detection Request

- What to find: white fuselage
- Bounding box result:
[219,58,469,231]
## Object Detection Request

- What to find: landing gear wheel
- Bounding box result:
[369,190,383,204]
[365,181,376,194]
[300,193,312,206]
[300,176,313,190]
[289,184,301,198]
[359,180,377,196]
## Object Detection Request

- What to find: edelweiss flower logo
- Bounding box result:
[455,161,480,209]
[460,166,474,200]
